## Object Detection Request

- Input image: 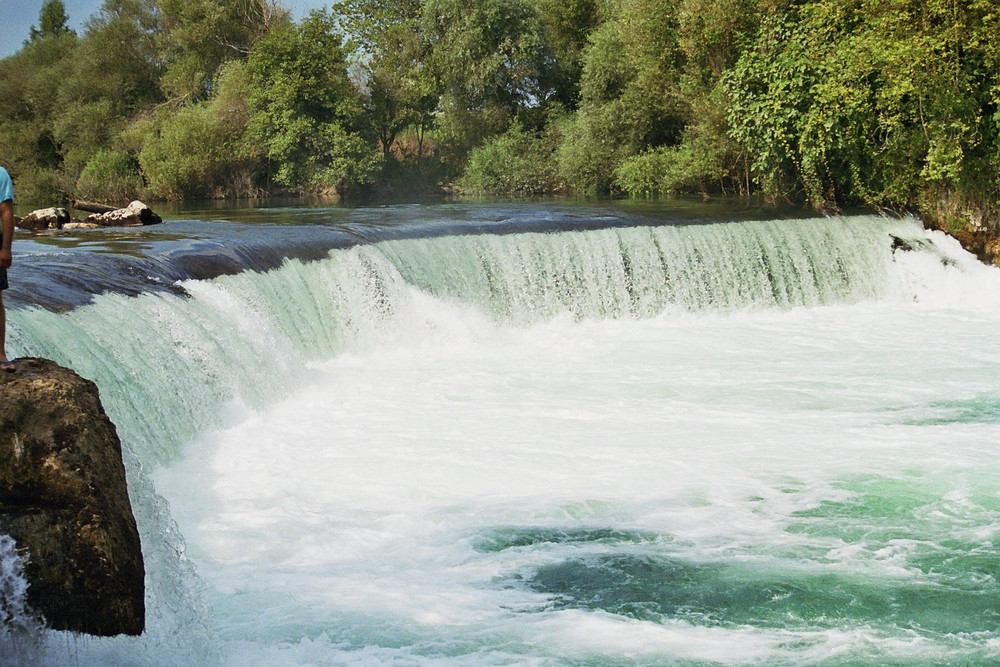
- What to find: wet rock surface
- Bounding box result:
[0,358,144,636]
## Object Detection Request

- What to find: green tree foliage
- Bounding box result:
[420,0,555,164]
[459,123,560,196]
[422,0,549,113]
[29,0,75,41]
[138,104,243,198]
[136,61,264,199]
[76,149,144,201]
[0,0,998,224]
[158,0,289,100]
[534,0,600,107]
[337,0,438,162]
[612,0,757,197]
[53,0,164,180]
[0,34,79,201]
[554,0,688,194]
[726,0,1000,213]
[615,85,743,195]
[244,11,381,191]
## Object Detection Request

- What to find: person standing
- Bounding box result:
[0,165,14,372]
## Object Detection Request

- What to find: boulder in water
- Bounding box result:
[86,201,162,227]
[0,358,145,636]
[16,208,71,231]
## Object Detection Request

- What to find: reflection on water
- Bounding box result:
[23,229,191,256]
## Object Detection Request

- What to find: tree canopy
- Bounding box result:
[29,0,75,41]
[0,0,998,232]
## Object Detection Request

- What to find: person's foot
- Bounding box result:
[0,360,15,372]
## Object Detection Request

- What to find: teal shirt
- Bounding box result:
[0,166,9,289]
[0,167,12,204]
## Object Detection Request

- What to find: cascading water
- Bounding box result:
[3,206,999,666]
[0,535,44,666]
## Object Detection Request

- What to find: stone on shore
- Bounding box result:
[0,358,145,636]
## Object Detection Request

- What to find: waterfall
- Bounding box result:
[5,215,941,467]
[377,216,911,319]
[0,536,44,667]
[2,212,974,665]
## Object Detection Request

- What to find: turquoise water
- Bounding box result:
[2,204,999,665]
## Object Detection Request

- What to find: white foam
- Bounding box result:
[144,280,1000,664]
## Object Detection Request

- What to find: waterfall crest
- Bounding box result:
[6,215,942,467]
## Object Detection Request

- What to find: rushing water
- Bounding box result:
[2,200,999,666]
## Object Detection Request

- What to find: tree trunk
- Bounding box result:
[71,200,118,214]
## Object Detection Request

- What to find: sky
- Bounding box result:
[0,0,331,58]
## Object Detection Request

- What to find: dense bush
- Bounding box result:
[10,168,64,206]
[459,125,559,196]
[75,150,144,202]
[136,103,245,199]
[725,0,1000,214]
[616,86,747,197]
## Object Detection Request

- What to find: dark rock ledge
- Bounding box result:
[0,358,144,636]
[918,208,1000,267]
[938,225,1000,266]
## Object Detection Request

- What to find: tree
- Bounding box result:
[533,0,600,108]
[0,33,79,201]
[29,0,75,42]
[157,0,289,100]
[423,0,552,112]
[50,0,164,179]
[725,0,1000,213]
[244,10,380,191]
[459,122,560,196]
[553,0,689,193]
[337,0,439,162]
[421,0,553,154]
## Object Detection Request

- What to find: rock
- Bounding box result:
[951,228,1000,267]
[62,222,101,230]
[86,201,162,227]
[16,208,71,231]
[0,358,144,636]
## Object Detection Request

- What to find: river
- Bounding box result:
[3,199,1000,666]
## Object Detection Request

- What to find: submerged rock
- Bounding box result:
[0,358,144,636]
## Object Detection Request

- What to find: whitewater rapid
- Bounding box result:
[4,210,1000,666]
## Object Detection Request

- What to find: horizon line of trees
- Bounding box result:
[2,0,998,231]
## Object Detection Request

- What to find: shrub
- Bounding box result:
[616,85,746,197]
[459,124,559,196]
[138,100,260,200]
[7,168,63,206]
[76,150,143,202]
[554,103,631,195]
